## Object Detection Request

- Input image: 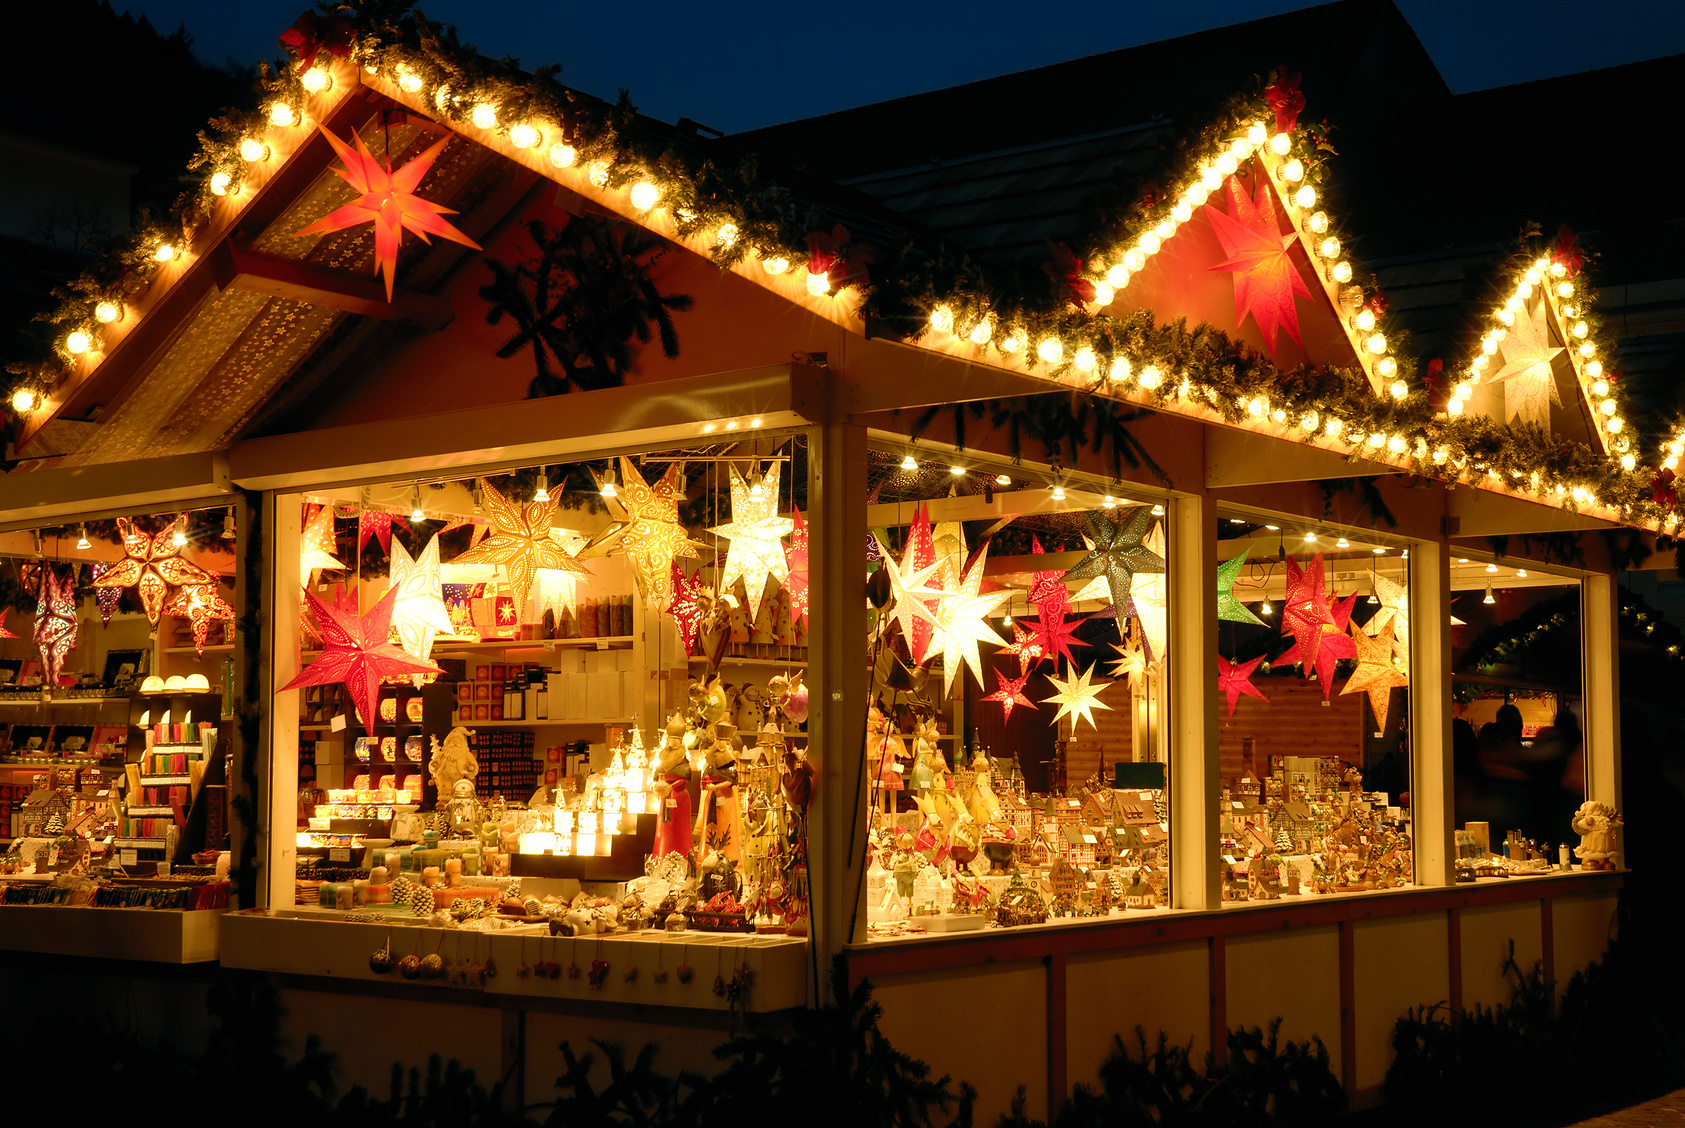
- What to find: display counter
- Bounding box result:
[0,902,222,963]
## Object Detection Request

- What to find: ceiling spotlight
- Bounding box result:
[222,510,236,539]
[949,464,966,477]
[533,473,550,503]
[1458,558,1470,564]
[1367,589,1380,605]
[1303,531,1319,544]
[1260,598,1273,615]
[76,524,90,550]
[1228,518,1246,525]
[1516,568,1528,578]
[1485,562,1498,573]
[900,454,918,471]
[995,473,1012,486]
[1265,524,1280,531]
[599,470,617,499]
[1336,535,1350,549]
[1483,583,1496,605]
[1050,475,1066,501]
[410,485,426,520]
[1151,503,1164,516]
[1373,547,1386,555]
[172,515,188,547]
[1101,495,1117,508]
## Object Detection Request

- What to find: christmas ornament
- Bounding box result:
[94,517,215,626]
[1061,506,1164,611]
[666,563,705,652]
[1022,609,1088,672]
[1204,174,1311,358]
[1342,618,1408,730]
[0,609,12,639]
[1281,558,1358,700]
[928,551,1010,694]
[1364,572,1410,671]
[1266,69,1304,135]
[579,458,702,612]
[898,507,940,663]
[1217,654,1269,717]
[452,477,587,611]
[89,563,121,624]
[294,127,481,301]
[1127,524,1169,662]
[165,583,234,655]
[785,507,809,628]
[709,462,794,621]
[33,566,77,689]
[1487,297,1565,427]
[388,535,453,669]
[982,666,1037,723]
[1042,664,1113,731]
[1217,546,1265,626]
[280,584,441,727]
[300,504,345,574]
[997,621,1047,674]
[1027,536,1086,668]
[359,509,403,554]
[878,552,949,662]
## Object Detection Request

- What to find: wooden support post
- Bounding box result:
[259,491,302,909]
[1410,537,1454,886]
[1169,493,1219,910]
[1582,572,1623,857]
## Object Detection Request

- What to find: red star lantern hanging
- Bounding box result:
[167,583,235,655]
[898,505,940,664]
[982,666,1038,724]
[89,563,122,624]
[1028,536,1087,668]
[34,566,77,689]
[667,563,705,653]
[359,508,404,555]
[280,585,442,728]
[94,517,215,626]
[1204,174,1312,358]
[1281,554,1359,699]
[785,507,810,628]
[997,621,1047,674]
[1217,654,1270,717]
[293,127,482,301]
[0,608,12,639]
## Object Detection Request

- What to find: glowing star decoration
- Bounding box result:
[453,477,587,612]
[1341,618,1408,730]
[293,127,481,301]
[300,504,345,574]
[1126,524,1169,662]
[1026,536,1087,667]
[387,536,454,670]
[896,506,940,663]
[1217,654,1270,717]
[667,564,705,652]
[579,458,702,613]
[1041,664,1113,732]
[1487,297,1565,427]
[1106,635,1149,687]
[94,517,215,626]
[785,508,809,628]
[1282,556,1358,699]
[879,552,951,663]
[166,583,235,654]
[929,553,1010,694]
[33,566,77,689]
[281,585,441,728]
[998,621,1047,674]
[533,529,588,626]
[0,608,12,638]
[1364,573,1410,671]
[1203,174,1312,358]
[89,563,122,624]
[359,509,403,554]
[982,666,1037,723]
[710,463,794,621]
[1217,546,1266,626]
[1062,506,1165,611]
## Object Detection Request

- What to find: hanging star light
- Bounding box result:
[281,585,441,727]
[1026,536,1087,667]
[710,462,794,621]
[929,552,1010,694]
[1487,297,1565,427]
[1127,523,1169,662]
[388,535,454,669]
[300,504,346,574]
[453,477,588,612]
[0,608,13,639]
[166,583,235,655]
[1217,654,1270,717]
[1106,634,1150,687]
[33,566,77,690]
[896,506,941,663]
[1281,557,1357,699]
[785,507,809,628]
[579,458,703,613]
[94,516,215,626]
[982,666,1038,723]
[293,127,481,301]
[1062,506,1165,611]
[533,529,588,626]
[879,552,950,662]
[1041,664,1114,732]
[997,620,1047,674]
[1217,546,1266,626]
[1204,173,1312,358]
[1341,618,1408,730]
[359,508,403,554]
[89,563,122,624]
[1365,572,1411,671]
[667,563,706,652]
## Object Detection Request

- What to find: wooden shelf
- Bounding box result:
[0,696,129,707]
[445,717,613,728]
[0,757,121,768]
[689,655,808,668]
[437,636,635,651]
[163,644,234,655]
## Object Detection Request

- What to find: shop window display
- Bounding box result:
[864,450,1171,939]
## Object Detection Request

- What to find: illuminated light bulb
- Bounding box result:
[471,103,498,129]
[1050,478,1066,501]
[1186,182,1210,206]
[397,67,423,93]
[65,329,93,354]
[1516,568,1530,579]
[1379,358,1400,380]
[1573,320,1589,339]
[239,137,269,162]
[1123,248,1147,272]
[900,454,918,471]
[534,475,550,503]
[410,485,426,519]
[1324,417,1343,436]
[1109,356,1132,383]
[1151,503,1164,516]
[1308,210,1330,234]
[1282,158,1305,183]
[1354,308,1376,332]
[1300,410,1320,432]
[1498,308,1515,326]
[968,318,993,345]
[599,474,617,499]
[1483,583,1495,605]
[1248,122,1268,145]
[1102,495,1117,508]
[762,256,790,275]
[1137,365,1163,389]
[172,515,188,547]
[1517,281,1534,300]
[1294,185,1316,209]
[1216,152,1238,175]
[1366,333,1387,355]
[1550,260,1567,277]
[1471,354,1491,371]
[629,181,660,210]
[1524,267,1543,285]
[1667,456,1680,470]
[1580,342,1595,358]
[1037,337,1064,365]
[509,122,541,149]
[1367,431,1385,449]
[210,171,232,196]
[1388,434,1406,454]
[1246,397,1267,418]
[94,300,120,323]
[1336,535,1350,549]
[1587,360,1604,379]
[948,464,965,477]
[1001,329,1027,354]
[1154,219,1175,241]
[1271,132,1292,155]
[76,524,90,550]
[1073,345,1096,372]
[10,389,38,413]
[588,162,610,187]
[1447,397,1465,416]
[1230,138,1252,160]
[1608,417,1624,433]
[1139,232,1161,255]
[1332,261,1353,283]
[929,305,954,334]
[1106,263,1130,287]
[301,67,332,93]
[1621,453,1637,470]
[1388,378,1407,399]
[548,141,577,167]
[1481,336,1500,356]
[1303,531,1319,543]
[1374,546,1388,554]
[1201,166,1223,190]
[1557,281,1574,298]
[1092,282,1114,306]
[1601,399,1617,416]
[1318,236,1341,259]
[269,102,296,127]
[995,473,1012,486]
[1272,407,1287,424]
[1485,562,1498,573]
[1260,597,1273,614]
[1171,200,1192,223]
[806,271,830,296]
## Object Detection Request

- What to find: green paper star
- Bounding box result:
[1217,546,1265,626]
[1061,506,1165,610]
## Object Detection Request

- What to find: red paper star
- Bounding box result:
[280,584,441,727]
[359,509,403,554]
[786,507,810,628]
[667,563,705,652]
[294,127,481,301]
[94,517,215,626]
[1027,536,1087,668]
[1204,174,1311,358]
[167,583,236,655]
[982,666,1038,723]
[34,566,77,689]
[894,505,941,664]
[1280,554,1334,669]
[0,608,12,639]
[997,621,1047,674]
[89,563,121,624]
[1217,654,1270,717]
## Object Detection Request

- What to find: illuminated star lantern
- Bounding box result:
[300,504,346,575]
[785,507,810,628]
[1041,664,1113,732]
[929,552,1010,694]
[1062,506,1165,611]
[982,666,1038,723]
[281,585,441,728]
[667,563,706,652]
[1217,546,1265,626]
[533,529,588,626]
[1365,573,1410,671]
[1106,634,1149,687]
[1487,297,1565,428]
[710,462,794,621]
[388,536,454,670]
[293,127,481,301]
[0,608,12,639]
[1204,174,1312,358]
[1027,536,1087,667]
[1217,654,1270,717]
[1127,523,1169,662]
[897,506,940,663]
[997,621,1047,674]
[453,477,588,612]
[359,508,404,555]
[89,563,122,624]
[94,516,215,626]
[33,566,77,689]
[166,583,235,654]
[879,552,951,662]
[580,458,703,612]
[1282,557,1357,700]
[1341,618,1408,730]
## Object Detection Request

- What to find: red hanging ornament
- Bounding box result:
[1652,468,1676,508]
[982,666,1038,723]
[804,225,876,289]
[280,584,442,727]
[1217,654,1270,717]
[279,10,353,73]
[1265,69,1305,135]
[1041,241,1098,310]
[785,507,810,628]
[667,563,705,652]
[1552,224,1585,275]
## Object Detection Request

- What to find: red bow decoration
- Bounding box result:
[1266,69,1305,136]
[1364,291,1389,317]
[1653,469,1676,508]
[1042,241,1098,309]
[1422,358,1446,408]
[804,225,877,288]
[1552,224,1585,275]
[280,10,353,73]
[1139,181,1162,210]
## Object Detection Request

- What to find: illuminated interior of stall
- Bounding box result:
[863,446,1172,937]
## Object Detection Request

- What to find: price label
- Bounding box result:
[891,761,904,773]
[119,849,138,866]
[330,713,348,732]
[329,847,351,862]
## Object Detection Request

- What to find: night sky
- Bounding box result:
[121,0,1684,133]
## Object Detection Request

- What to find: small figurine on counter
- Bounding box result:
[1571,801,1622,870]
[428,726,479,808]
[867,705,907,816]
[444,778,483,839]
[694,720,742,860]
[651,712,695,860]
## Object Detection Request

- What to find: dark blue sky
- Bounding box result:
[131,0,1685,133]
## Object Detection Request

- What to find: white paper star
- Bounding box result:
[1127,524,1168,663]
[930,551,1010,694]
[1106,633,1150,688]
[881,553,951,653]
[1043,664,1114,732]
[710,462,794,620]
[388,536,454,674]
[301,504,345,574]
[1487,297,1565,427]
[1365,573,1410,673]
[535,530,588,623]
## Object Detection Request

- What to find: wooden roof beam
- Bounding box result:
[209,241,453,330]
